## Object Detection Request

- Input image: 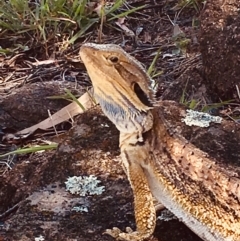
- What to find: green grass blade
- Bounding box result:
[65,89,85,111]
[69,18,98,44]
[108,5,146,21]
[201,100,234,112]
[147,48,161,76]
[189,99,198,109]
[106,0,125,15]
[0,144,58,158]
[180,79,189,104]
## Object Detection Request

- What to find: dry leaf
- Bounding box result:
[118,17,126,25]
[173,24,185,38]
[143,31,151,43]
[115,20,135,37]
[17,88,96,135]
[94,3,106,22]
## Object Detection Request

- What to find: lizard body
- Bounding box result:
[79,43,240,241]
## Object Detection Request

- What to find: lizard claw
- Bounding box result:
[104,227,148,241]
[104,227,122,239]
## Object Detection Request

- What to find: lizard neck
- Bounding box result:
[95,92,154,143]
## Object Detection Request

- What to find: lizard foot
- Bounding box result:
[104,227,152,241]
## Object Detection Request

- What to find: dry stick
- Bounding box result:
[0,202,20,219]
[98,0,105,43]
[0,161,12,170]
[66,109,74,125]
[48,110,58,136]
[236,85,240,100]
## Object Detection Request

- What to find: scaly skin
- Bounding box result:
[80,43,240,241]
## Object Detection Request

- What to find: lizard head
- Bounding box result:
[80,43,156,112]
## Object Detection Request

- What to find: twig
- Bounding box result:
[0,202,19,220]
[48,110,58,136]
[236,85,240,100]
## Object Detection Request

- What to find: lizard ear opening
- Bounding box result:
[109,56,119,63]
[133,82,153,107]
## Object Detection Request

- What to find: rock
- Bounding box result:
[200,0,240,100]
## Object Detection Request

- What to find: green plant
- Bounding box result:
[0,0,95,41]
[176,0,205,12]
[146,48,162,90]
[0,0,145,47]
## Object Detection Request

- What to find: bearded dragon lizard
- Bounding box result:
[79,43,240,241]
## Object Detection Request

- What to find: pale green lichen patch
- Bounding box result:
[72,205,88,213]
[65,175,105,196]
[182,109,222,127]
[34,235,45,241]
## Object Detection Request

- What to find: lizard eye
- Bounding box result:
[109,56,119,63]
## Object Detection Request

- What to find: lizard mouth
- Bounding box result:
[133,82,153,108]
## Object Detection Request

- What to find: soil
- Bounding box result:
[0,1,239,241]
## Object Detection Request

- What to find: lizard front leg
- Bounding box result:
[105,142,156,241]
